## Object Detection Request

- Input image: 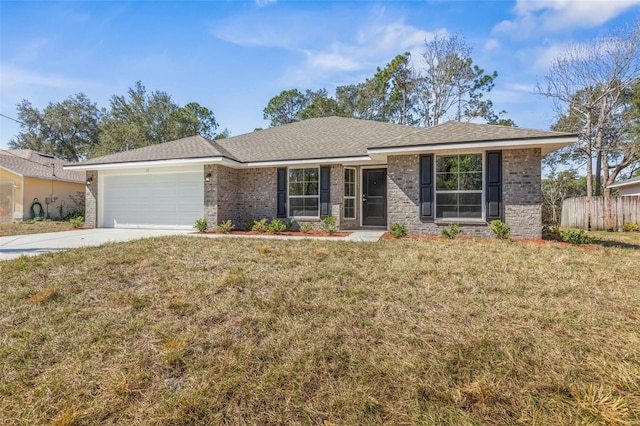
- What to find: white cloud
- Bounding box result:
[255,0,276,7]
[483,38,500,52]
[494,0,640,36]
[211,8,442,88]
[0,65,88,90]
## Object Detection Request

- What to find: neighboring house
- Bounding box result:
[608,176,640,196]
[0,150,85,223]
[65,117,576,238]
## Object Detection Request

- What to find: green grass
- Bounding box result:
[0,220,75,237]
[1,235,639,425]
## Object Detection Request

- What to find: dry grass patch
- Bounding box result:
[1,236,639,424]
[0,220,75,236]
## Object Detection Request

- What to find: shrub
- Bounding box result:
[242,218,255,231]
[285,219,296,231]
[194,218,208,233]
[489,220,510,240]
[542,224,562,241]
[252,218,268,233]
[300,223,314,234]
[389,223,408,238]
[623,222,639,232]
[267,219,287,234]
[441,223,461,239]
[561,229,593,245]
[322,216,338,235]
[216,220,235,234]
[69,216,84,229]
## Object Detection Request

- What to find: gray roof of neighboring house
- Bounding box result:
[67,117,576,167]
[608,175,640,188]
[76,135,232,166]
[1,150,84,183]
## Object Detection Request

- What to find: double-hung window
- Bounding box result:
[288,168,319,217]
[435,154,483,219]
[343,168,356,219]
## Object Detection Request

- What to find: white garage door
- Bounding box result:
[101,170,203,229]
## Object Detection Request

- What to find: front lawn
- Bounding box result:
[1,236,639,424]
[0,220,76,237]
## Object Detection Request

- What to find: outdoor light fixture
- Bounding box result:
[205,172,212,182]
[86,176,93,186]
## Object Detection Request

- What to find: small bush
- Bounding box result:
[623,222,639,232]
[216,220,235,234]
[252,218,268,233]
[441,223,461,239]
[489,220,510,240]
[242,218,255,231]
[542,224,562,241]
[389,223,408,238]
[194,218,208,233]
[64,210,84,221]
[561,229,593,245]
[267,219,287,234]
[300,223,314,234]
[322,216,338,235]
[69,216,84,229]
[285,219,296,231]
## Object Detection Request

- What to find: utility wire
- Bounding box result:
[0,113,26,126]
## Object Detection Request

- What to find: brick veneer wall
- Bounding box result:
[85,170,97,228]
[503,148,542,238]
[205,165,347,231]
[387,149,542,238]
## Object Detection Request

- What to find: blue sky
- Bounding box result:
[1,0,640,150]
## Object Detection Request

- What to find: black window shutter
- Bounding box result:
[277,168,287,218]
[320,166,331,218]
[420,155,434,221]
[486,151,502,221]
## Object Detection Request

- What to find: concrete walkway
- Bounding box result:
[0,229,192,261]
[0,229,386,261]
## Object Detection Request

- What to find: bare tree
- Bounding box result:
[537,21,640,197]
[417,34,498,126]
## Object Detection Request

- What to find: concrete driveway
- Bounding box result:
[0,229,193,261]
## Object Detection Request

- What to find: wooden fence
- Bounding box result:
[561,196,640,230]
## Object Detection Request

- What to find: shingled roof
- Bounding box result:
[67,117,576,168]
[76,135,233,166]
[370,120,575,148]
[1,150,84,183]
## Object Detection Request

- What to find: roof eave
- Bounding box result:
[64,156,242,170]
[367,136,577,156]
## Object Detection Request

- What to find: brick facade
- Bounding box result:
[85,149,542,238]
[387,149,542,239]
[85,170,97,228]
[502,148,542,238]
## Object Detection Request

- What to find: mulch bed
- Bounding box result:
[201,230,352,238]
[381,232,587,248]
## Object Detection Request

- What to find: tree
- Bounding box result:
[541,170,587,225]
[416,34,499,126]
[8,93,102,162]
[172,102,218,140]
[263,89,309,127]
[299,89,344,120]
[335,53,419,125]
[537,22,640,197]
[94,81,219,157]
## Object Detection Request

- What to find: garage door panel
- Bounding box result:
[101,171,203,228]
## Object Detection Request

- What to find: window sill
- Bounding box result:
[434,219,487,226]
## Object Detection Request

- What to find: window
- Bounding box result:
[435,154,483,219]
[344,168,356,219]
[288,168,319,217]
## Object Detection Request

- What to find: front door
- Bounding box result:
[362,169,387,226]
